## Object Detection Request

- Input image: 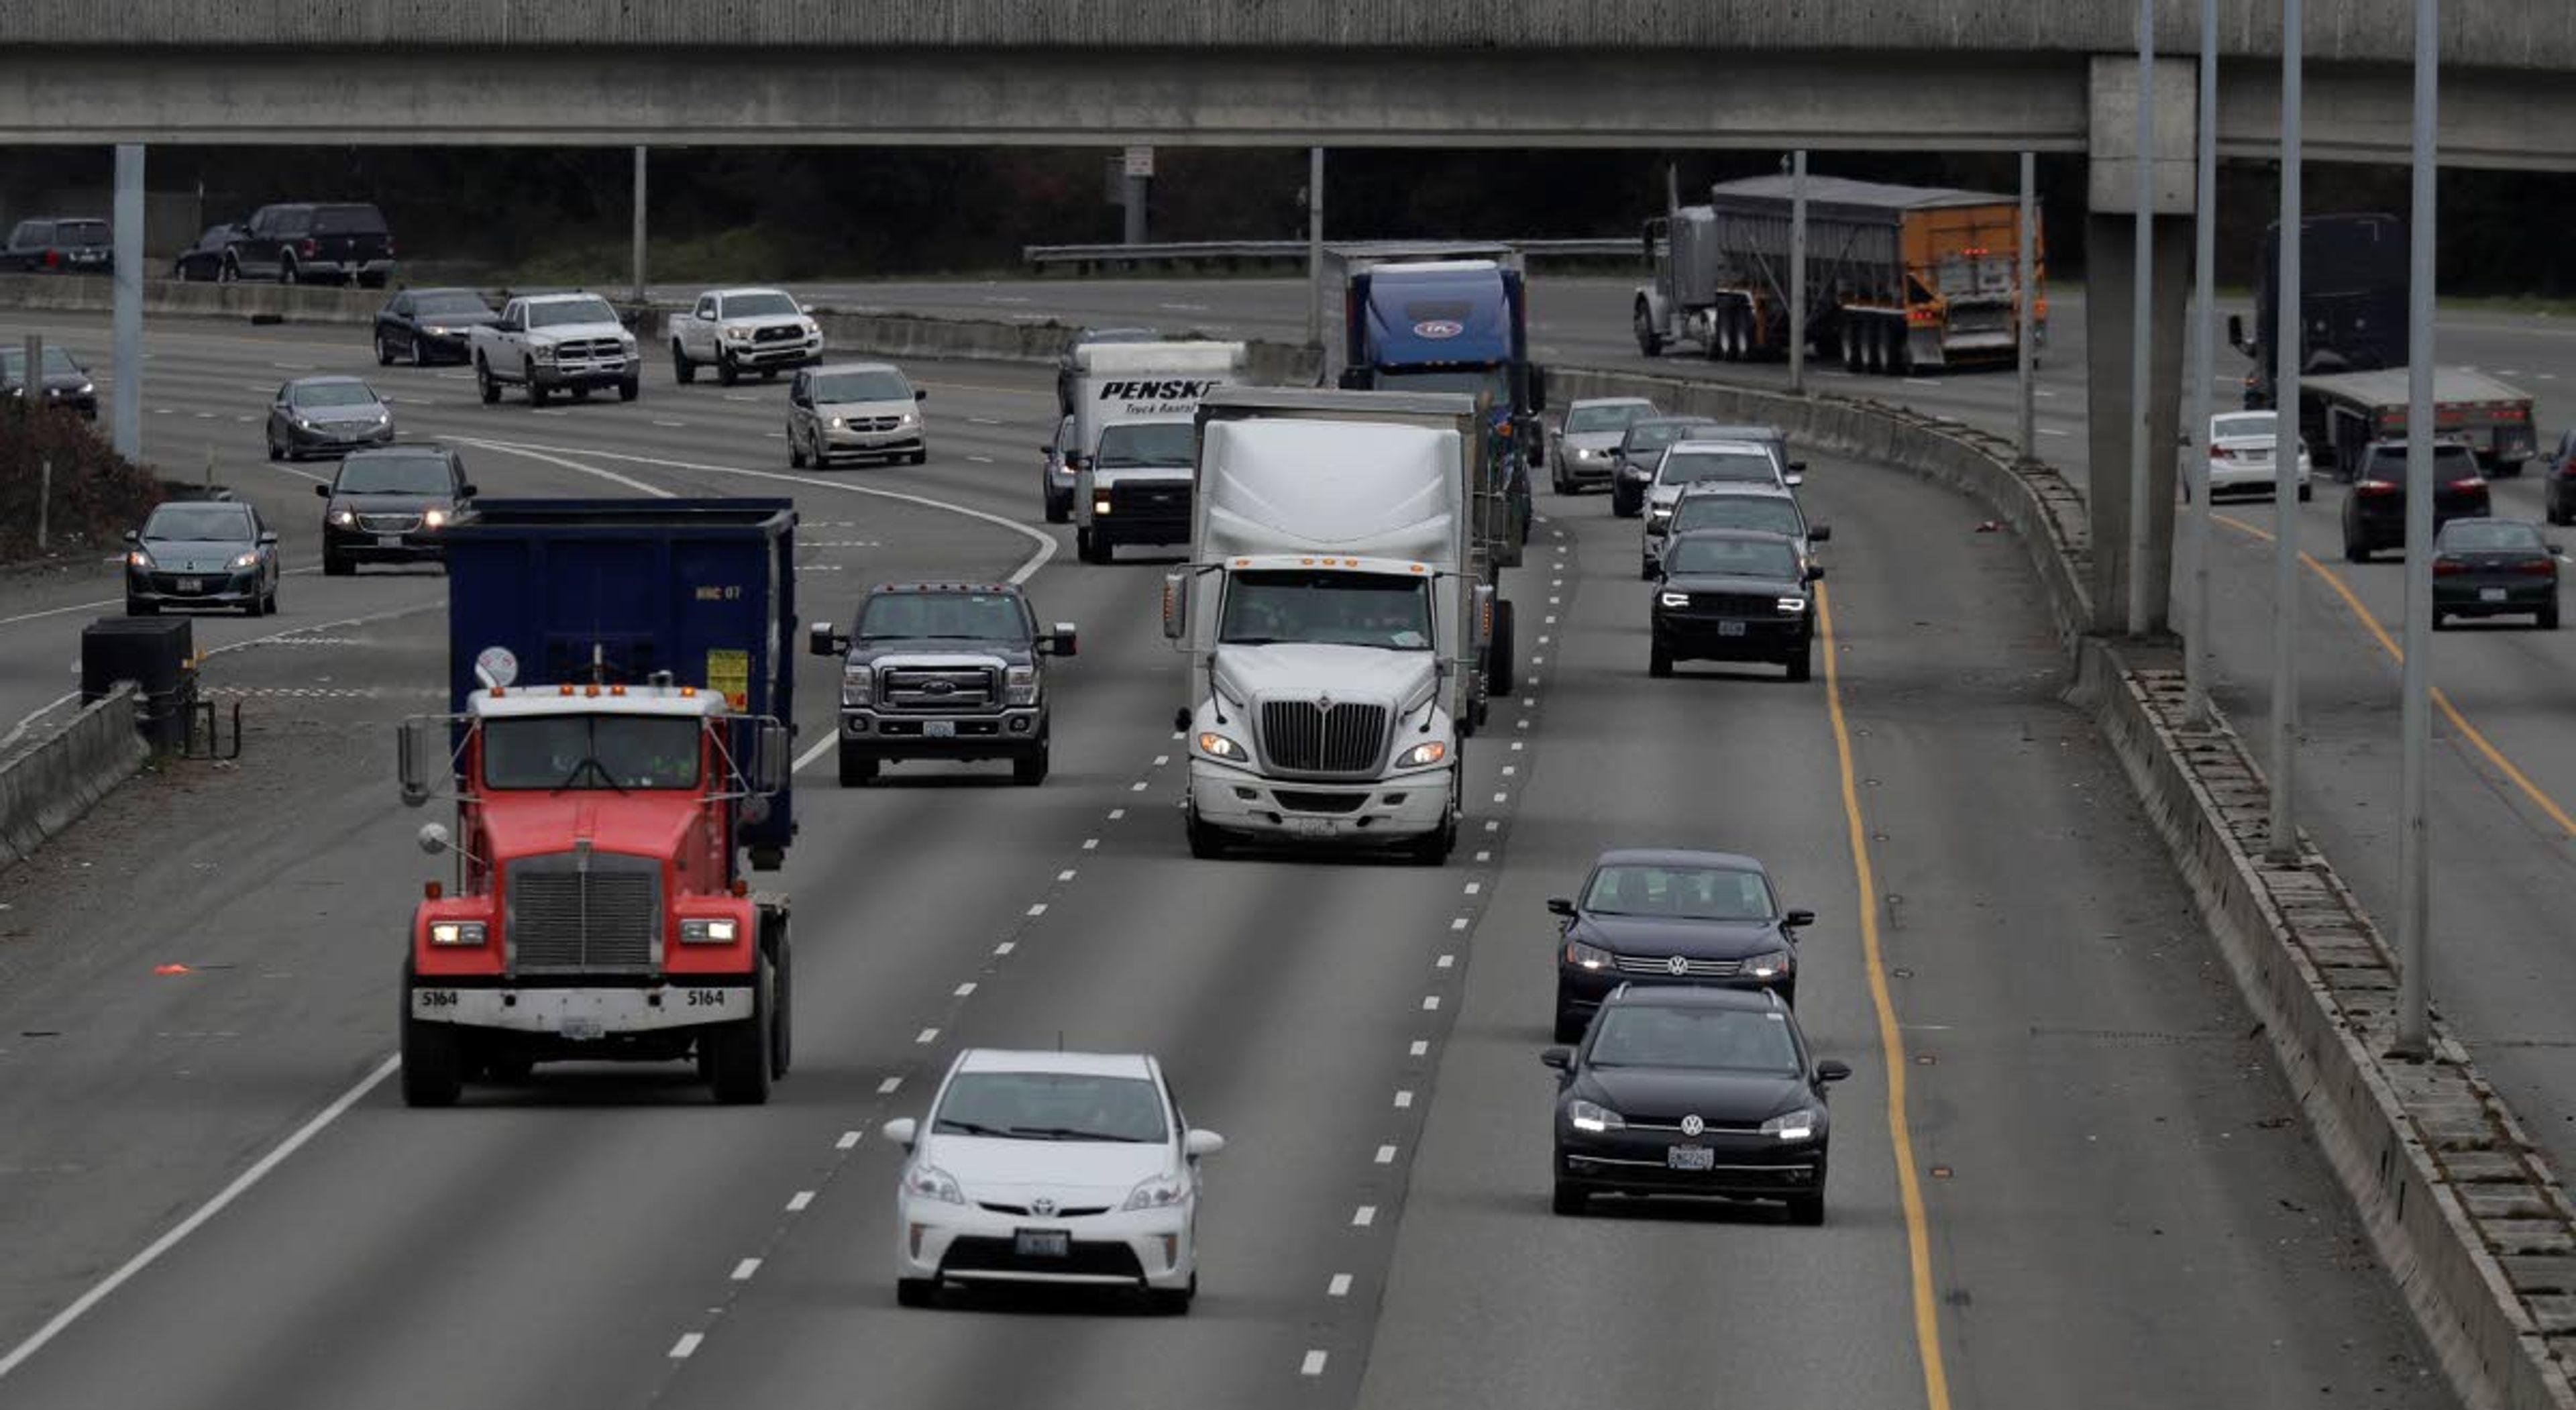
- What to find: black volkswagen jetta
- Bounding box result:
[1552,849,1812,1040]
[1545,985,1850,1224]
[1651,528,1821,680]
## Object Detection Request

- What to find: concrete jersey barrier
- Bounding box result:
[0,684,149,868]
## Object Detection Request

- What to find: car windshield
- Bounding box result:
[1220,572,1434,650]
[1625,423,1720,456]
[857,592,1026,642]
[1376,367,1507,400]
[932,1071,1168,1143]
[724,292,800,318]
[312,206,386,235]
[1672,496,1802,539]
[0,347,82,378]
[1666,536,1801,580]
[1094,421,1197,469]
[530,298,618,327]
[813,370,912,402]
[292,381,378,409]
[481,715,702,790]
[1582,863,1774,920]
[1566,403,1650,434]
[1589,1006,1803,1074]
[2442,521,2545,552]
[143,504,252,541]
[2367,446,2479,480]
[334,454,451,495]
[1660,450,1776,487]
[413,291,489,317]
[54,220,108,245]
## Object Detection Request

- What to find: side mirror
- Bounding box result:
[1786,472,1805,487]
[1540,1046,1573,1072]
[1784,908,1816,928]
[1788,459,1808,474]
[807,620,848,657]
[417,821,451,855]
[1161,571,1188,641]
[1809,523,1831,543]
[1049,622,1079,657]
[1805,565,1825,582]
[881,1117,918,1150]
[1546,897,1576,917]
[397,718,439,806]
[2551,543,2569,556]
[313,483,332,498]
[1183,1128,1226,1159]
[749,718,791,794]
[123,529,138,543]
[1815,1060,1853,1084]
[459,483,478,498]
[2226,314,2247,352]
[914,388,928,402]
[258,530,278,545]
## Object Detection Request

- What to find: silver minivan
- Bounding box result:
[788,362,928,468]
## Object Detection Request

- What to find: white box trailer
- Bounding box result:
[1067,340,1247,563]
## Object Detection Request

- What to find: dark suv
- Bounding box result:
[808,582,1077,788]
[2341,439,2490,561]
[227,203,395,286]
[0,217,112,274]
[317,445,476,575]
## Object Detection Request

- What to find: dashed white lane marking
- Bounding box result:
[670,1333,704,1359]
[1328,1274,1353,1298]
[955,982,977,997]
[1129,781,1148,792]
[731,1258,761,1281]
[1302,1350,1330,1377]
[1492,792,1509,804]
[1544,614,1557,625]
[837,1130,863,1150]
[1538,635,1550,645]
[1529,656,1544,667]
[916,1028,939,1044]
[1509,741,1524,751]
[1375,1145,1398,1164]
[1487,818,1503,830]
[1394,1090,1415,1108]
[1109,808,1126,820]
[1501,765,1517,777]
[2040,427,2072,438]
[967,454,994,464]
[1436,954,1455,969]
[786,1191,816,1212]
[877,1077,904,1094]
[724,393,759,402]
[1463,881,1482,895]
[995,940,1016,956]
[1152,754,1170,766]
[968,415,1002,425]
[1352,1205,1377,1227]
[1450,917,1470,931]
[1474,850,1492,862]
[653,419,688,428]
[1421,995,1440,1012]
[1026,903,1049,917]
[1904,376,1945,387]
[1082,838,1099,851]
[1409,1040,1429,1057]
[1056,869,1076,882]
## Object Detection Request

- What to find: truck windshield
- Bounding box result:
[724,292,800,318]
[857,592,1027,642]
[483,715,704,791]
[1220,572,1433,651]
[530,298,619,328]
[1376,368,1507,401]
[1094,422,1197,469]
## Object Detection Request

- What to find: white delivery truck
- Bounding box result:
[1069,341,1247,563]
[1163,387,1506,866]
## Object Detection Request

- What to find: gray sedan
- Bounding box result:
[1550,396,1659,494]
[266,375,394,462]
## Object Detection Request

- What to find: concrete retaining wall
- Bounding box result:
[0,684,148,867]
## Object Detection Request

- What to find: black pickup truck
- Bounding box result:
[808,582,1077,787]
[225,203,396,286]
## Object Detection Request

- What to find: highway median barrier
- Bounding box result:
[0,683,150,869]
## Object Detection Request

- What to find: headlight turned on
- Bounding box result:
[1563,938,1612,971]
[1658,591,1690,608]
[427,920,486,946]
[1759,1107,1820,1141]
[1397,741,1448,768]
[679,918,739,944]
[1568,1099,1625,1134]
[1196,731,1246,762]
[1776,596,1809,614]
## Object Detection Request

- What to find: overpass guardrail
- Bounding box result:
[1020,237,1637,274]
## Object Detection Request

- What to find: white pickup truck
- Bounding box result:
[668,287,824,386]
[469,292,641,406]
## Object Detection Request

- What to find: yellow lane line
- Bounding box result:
[1815,582,1953,1410]
[2213,512,2576,838]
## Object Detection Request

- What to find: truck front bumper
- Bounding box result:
[843,706,1045,759]
[533,356,639,390]
[408,983,751,1034]
[1187,759,1450,842]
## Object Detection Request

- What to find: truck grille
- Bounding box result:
[1107,480,1191,524]
[506,851,662,973]
[878,665,999,712]
[753,323,804,343]
[1260,700,1389,776]
[553,338,624,363]
[357,512,421,533]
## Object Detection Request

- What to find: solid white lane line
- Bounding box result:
[670,1333,704,1359]
[0,1053,400,1384]
[731,1258,761,1281]
[786,1191,816,1211]
[791,737,835,775]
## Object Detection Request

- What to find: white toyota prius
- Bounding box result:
[885,1048,1224,1313]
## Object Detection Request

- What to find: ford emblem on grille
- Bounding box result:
[924,679,955,695]
[1680,1114,1705,1137]
[1030,1197,1057,1217]
[1666,955,1690,976]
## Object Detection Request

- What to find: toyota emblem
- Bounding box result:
[1030,1197,1057,1217]
[1680,1114,1705,1137]
[1666,955,1690,976]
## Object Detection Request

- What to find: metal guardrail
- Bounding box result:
[1022,238,1638,271]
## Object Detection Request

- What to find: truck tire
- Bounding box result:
[717,353,741,387]
[1185,802,1232,860]
[525,360,548,406]
[839,746,877,787]
[1785,644,1813,683]
[1077,527,1110,565]
[1486,601,1517,696]
[1841,325,1862,372]
[1649,639,1674,678]
[767,919,794,1080]
[1012,737,1050,787]
[1633,301,1664,357]
[707,953,774,1105]
[399,977,465,1109]
[1407,777,1460,866]
[896,1279,938,1309]
[476,356,500,404]
[672,342,696,384]
[619,378,639,402]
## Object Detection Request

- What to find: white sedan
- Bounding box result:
[885,1048,1223,1313]
[2201,411,2313,502]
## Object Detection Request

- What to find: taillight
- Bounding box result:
[42,248,58,268]
[2432,557,2469,576]
[2517,559,2558,577]
[384,235,396,258]
[2357,480,2401,496]
[299,238,317,258]
[2447,476,2487,491]
[2210,445,2237,459]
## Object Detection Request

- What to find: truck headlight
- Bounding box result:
[1776,596,1808,614]
[531,345,557,364]
[1093,496,1113,517]
[428,920,486,947]
[329,508,356,527]
[841,667,873,707]
[724,326,753,341]
[678,918,739,944]
[422,508,449,529]
[1004,665,1038,706]
[1196,731,1246,761]
[1396,741,1448,768]
[1658,591,1690,608]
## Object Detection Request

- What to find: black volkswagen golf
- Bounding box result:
[1651,529,1821,680]
[1552,849,1812,1040]
[1545,985,1850,1224]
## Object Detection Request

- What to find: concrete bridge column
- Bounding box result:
[2084,55,2198,635]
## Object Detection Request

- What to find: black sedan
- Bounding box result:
[266,376,394,461]
[1650,529,1820,680]
[2540,428,2576,527]
[318,445,476,576]
[374,288,497,366]
[1552,849,1813,1040]
[2341,439,2489,561]
[171,223,251,282]
[125,500,281,616]
[1544,985,1850,1224]
[2431,518,2561,630]
[1,344,98,420]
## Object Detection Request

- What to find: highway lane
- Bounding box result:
[0,307,2462,1407]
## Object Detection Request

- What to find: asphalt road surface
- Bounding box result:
[0,307,2455,1407]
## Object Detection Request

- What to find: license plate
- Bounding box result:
[377,534,403,547]
[177,577,203,592]
[1717,620,1746,637]
[560,1016,604,1041]
[924,720,956,739]
[2481,587,2508,602]
[1014,1229,1069,1258]
[1666,1145,1715,1171]
[1283,816,1337,836]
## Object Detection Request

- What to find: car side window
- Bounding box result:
[275,382,292,403]
[696,296,716,320]
[790,370,808,402]
[9,221,40,248]
[390,294,411,316]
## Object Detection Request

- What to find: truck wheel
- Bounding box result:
[768,920,794,1080]
[1486,601,1517,695]
[476,357,500,404]
[839,747,877,787]
[672,343,696,384]
[400,984,465,1109]
[1077,528,1110,565]
[1185,804,1232,860]
[1012,739,1050,787]
[717,354,740,387]
[1785,645,1813,683]
[708,953,774,1105]
[619,378,639,402]
[1650,640,1674,678]
[1633,301,1664,357]
[1044,488,1071,524]
[1841,325,1861,372]
[525,361,547,406]
[1407,779,1459,866]
[1887,325,1913,376]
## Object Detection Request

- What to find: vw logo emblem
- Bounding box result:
[1413,319,1464,340]
[1680,1114,1705,1137]
[1030,1197,1057,1217]
[924,679,955,695]
[1666,955,1690,977]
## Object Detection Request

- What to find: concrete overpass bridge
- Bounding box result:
[5,0,2565,629]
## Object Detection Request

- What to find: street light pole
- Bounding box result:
[2185,0,2218,726]
[1790,150,1808,396]
[1305,146,1325,356]
[2267,0,2306,864]
[2126,0,2156,637]
[2394,0,2439,1059]
[2018,152,2037,467]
